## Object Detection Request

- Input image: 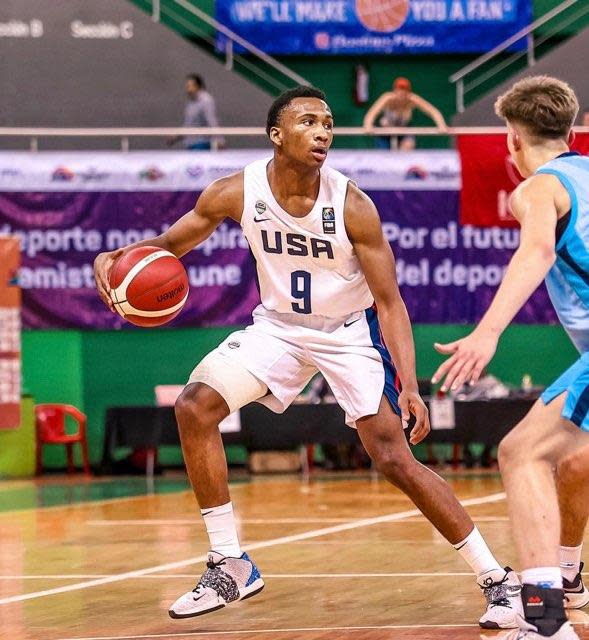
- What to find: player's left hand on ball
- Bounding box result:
[93,249,124,312]
[431,330,498,392]
[398,390,430,445]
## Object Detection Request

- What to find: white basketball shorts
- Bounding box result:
[188,304,402,427]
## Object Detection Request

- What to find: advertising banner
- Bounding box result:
[0,150,558,329]
[458,133,589,227]
[0,237,21,429]
[216,0,533,54]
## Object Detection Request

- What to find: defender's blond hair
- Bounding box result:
[494,75,579,141]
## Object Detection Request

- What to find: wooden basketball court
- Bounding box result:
[2,472,589,639]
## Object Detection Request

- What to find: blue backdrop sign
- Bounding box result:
[215,0,532,54]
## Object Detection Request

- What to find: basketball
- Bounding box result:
[108,246,189,327]
[355,0,410,33]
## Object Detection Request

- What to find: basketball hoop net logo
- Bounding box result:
[355,0,410,33]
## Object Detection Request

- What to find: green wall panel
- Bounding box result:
[413,324,578,386]
[285,55,467,148]
[80,326,236,466]
[22,330,85,469]
[21,322,579,470]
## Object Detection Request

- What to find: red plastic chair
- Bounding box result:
[35,404,91,475]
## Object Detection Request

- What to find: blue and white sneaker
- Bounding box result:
[169,551,264,619]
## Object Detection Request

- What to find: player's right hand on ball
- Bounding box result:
[93,249,124,312]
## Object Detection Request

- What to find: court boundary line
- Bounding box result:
[6,571,588,580]
[0,571,479,579]
[0,483,254,516]
[56,623,481,640]
[0,491,505,606]
[85,515,510,525]
[0,492,191,516]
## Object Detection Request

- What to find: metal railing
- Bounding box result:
[450,0,589,113]
[147,0,309,93]
[3,126,589,152]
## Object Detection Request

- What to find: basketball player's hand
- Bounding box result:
[93,249,124,312]
[398,390,430,445]
[431,330,498,392]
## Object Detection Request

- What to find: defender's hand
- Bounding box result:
[398,390,430,445]
[93,249,123,312]
[431,330,498,392]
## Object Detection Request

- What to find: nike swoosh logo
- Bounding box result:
[344,318,361,327]
[253,216,271,223]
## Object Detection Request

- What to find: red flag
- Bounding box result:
[458,133,589,227]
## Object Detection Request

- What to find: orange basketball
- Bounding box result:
[355,0,410,33]
[109,246,189,327]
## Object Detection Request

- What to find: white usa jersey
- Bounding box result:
[241,159,374,318]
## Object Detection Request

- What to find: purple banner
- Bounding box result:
[0,189,556,329]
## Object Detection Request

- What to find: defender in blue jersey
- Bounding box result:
[433,76,589,640]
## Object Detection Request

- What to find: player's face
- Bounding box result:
[275,98,334,166]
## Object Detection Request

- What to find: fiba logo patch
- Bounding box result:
[228,341,240,349]
[255,201,267,215]
[355,0,410,33]
[322,207,336,234]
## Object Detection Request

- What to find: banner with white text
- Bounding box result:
[0,150,557,328]
[215,0,533,54]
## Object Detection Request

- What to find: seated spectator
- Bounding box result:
[363,77,447,150]
[168,74,222,150]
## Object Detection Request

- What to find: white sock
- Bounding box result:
[521,567,563,590]
[201,501,242,558]
[560,544,583,582]
[453,527,503,578]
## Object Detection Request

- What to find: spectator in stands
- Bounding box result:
[169,74,222,150]
[581,107,589,126]
[363,77,448,150]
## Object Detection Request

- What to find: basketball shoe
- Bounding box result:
[169,551,264,619]
[478,567,523,629]
[564,562,589,609]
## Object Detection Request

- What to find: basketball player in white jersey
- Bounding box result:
[94,86,521,627]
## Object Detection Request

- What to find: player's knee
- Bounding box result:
[498,434,515,470]
[557,450,588,486]
[372,449,414,485]
[175,383,226,433]
[498,427,527,469]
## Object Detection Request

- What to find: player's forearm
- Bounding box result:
[377,301,419,392]
[478,245,555,336]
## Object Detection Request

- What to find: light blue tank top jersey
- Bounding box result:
[537,152,589,353]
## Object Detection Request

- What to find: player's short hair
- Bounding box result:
[494,75,579,141]
[266,86,327,136]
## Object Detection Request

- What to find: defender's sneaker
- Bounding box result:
[169,551,264,619]
[478,567,523,629]
[490,616,579,639]
[564,562,589,609]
